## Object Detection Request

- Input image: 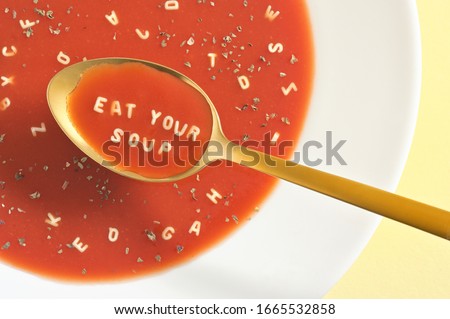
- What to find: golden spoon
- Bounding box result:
[47,57,450,240]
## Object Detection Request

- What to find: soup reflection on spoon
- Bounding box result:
[65,61,213,180]
[47,58,450,241]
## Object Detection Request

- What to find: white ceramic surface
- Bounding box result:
[0,0,421,298]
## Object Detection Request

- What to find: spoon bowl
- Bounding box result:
[47,58,218,182]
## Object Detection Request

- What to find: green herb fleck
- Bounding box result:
[14,170,24,181]
[34,8,45,16]
[281,117,291,125]
[46,10,54,19]
[18,238,26,247]
[290,54,299,64]
[29,191,41,200]
[24,27,34,38]
[145,229,156,242]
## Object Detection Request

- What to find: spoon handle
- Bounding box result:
[229,143,450,240]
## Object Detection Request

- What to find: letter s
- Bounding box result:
[110,128,124,143]
[268,42,284,53]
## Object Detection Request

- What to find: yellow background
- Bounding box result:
[326,0,450,298]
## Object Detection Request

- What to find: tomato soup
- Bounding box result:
[67,62,213,179]
[0,0,313,281]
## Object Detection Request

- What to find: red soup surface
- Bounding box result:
[0,1,313,281]
[67,62,214,180]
